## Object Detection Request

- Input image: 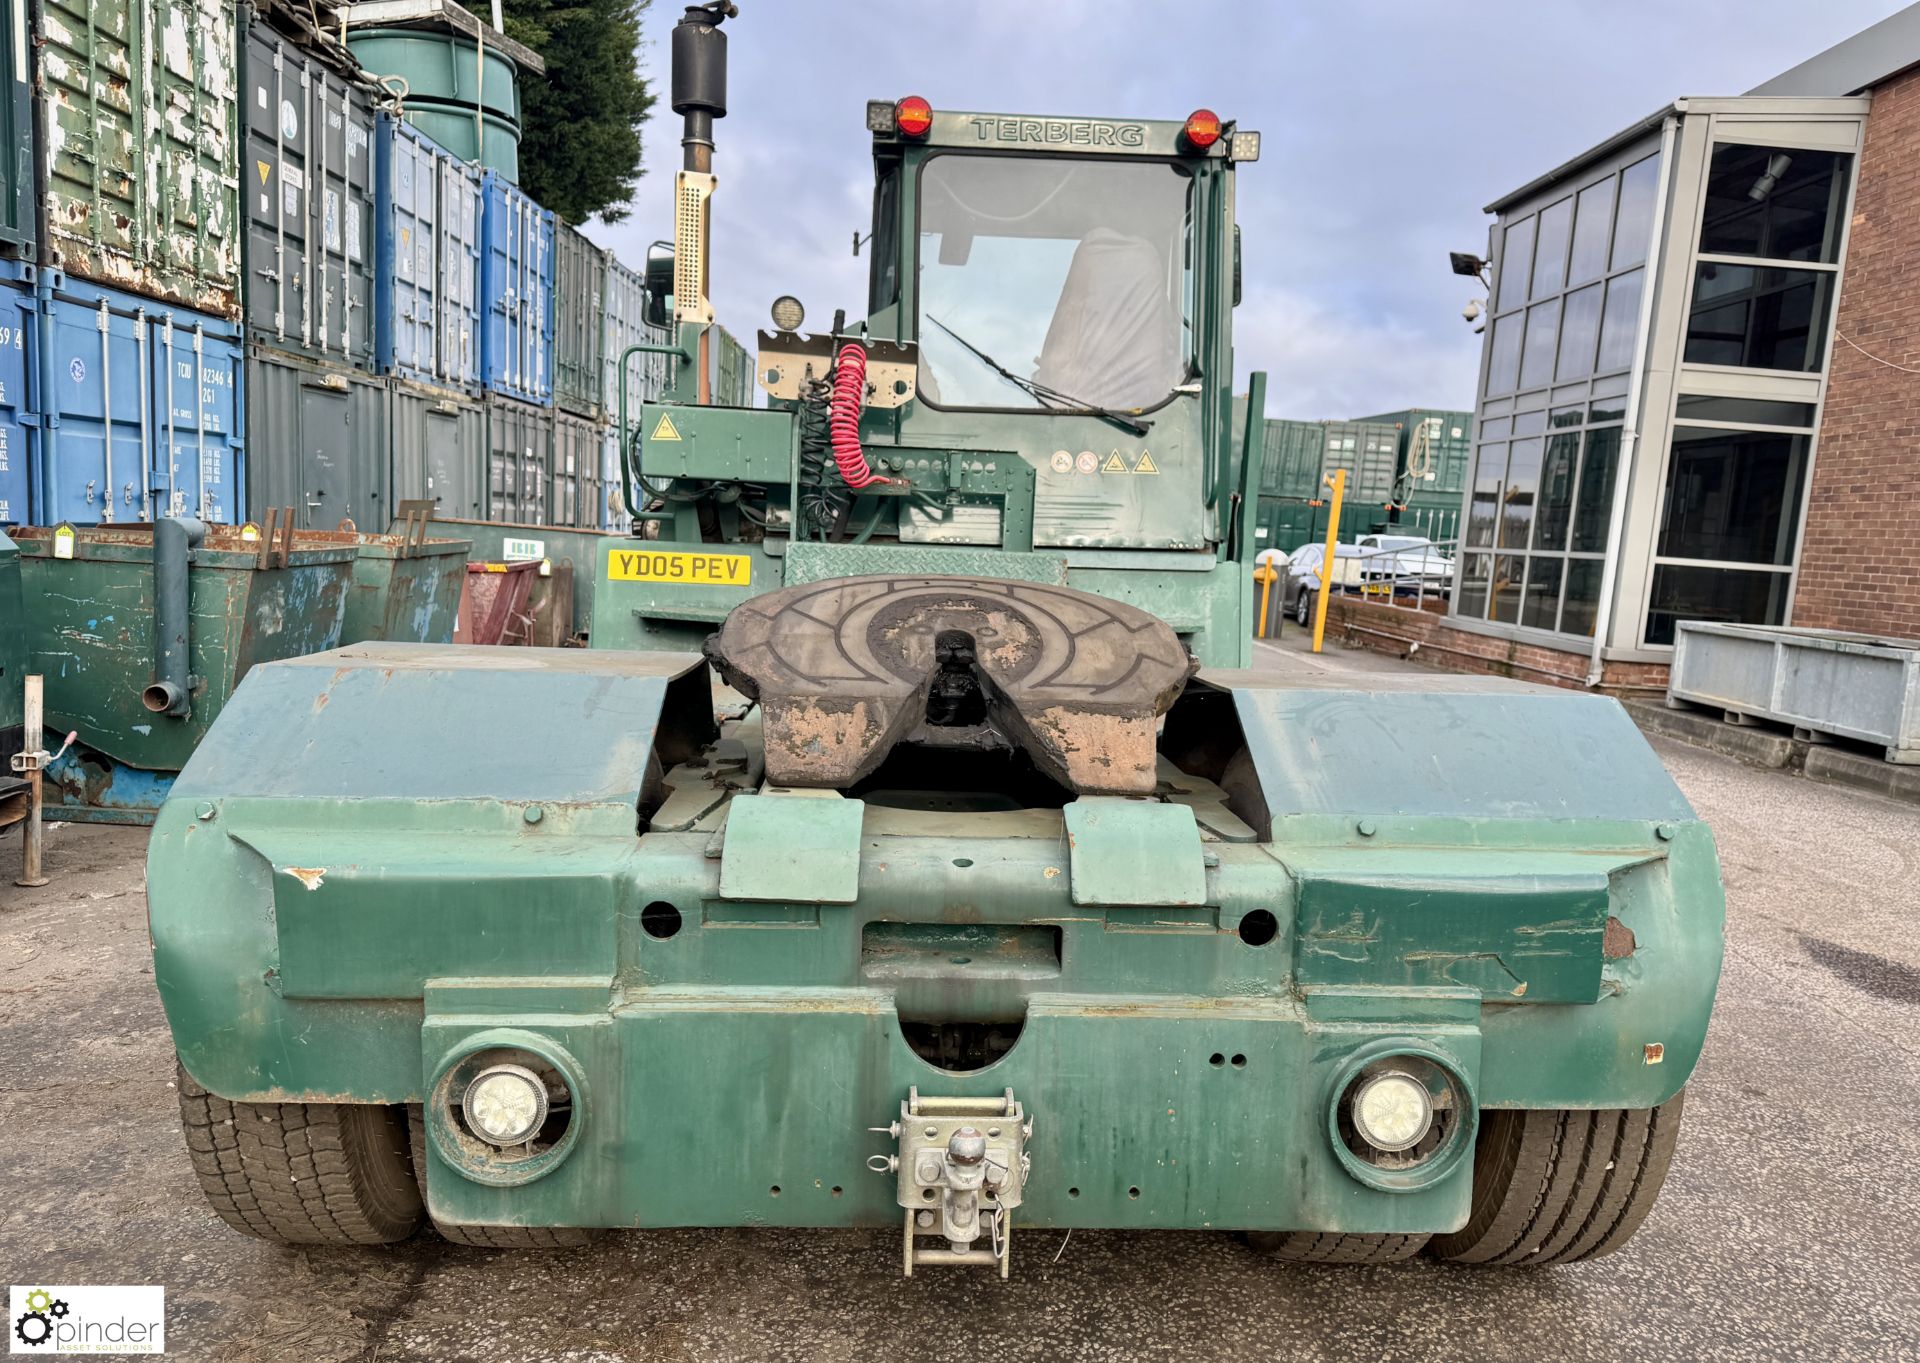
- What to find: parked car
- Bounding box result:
[1354,534,1456,591]
[1284,543,1366,625]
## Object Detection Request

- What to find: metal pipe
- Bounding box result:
[14,675,48,888]
[96,300,113,521]
[1587,113,1679,688]
[142,516,207,718]
[615,339,691,519]
[671,4,733,173]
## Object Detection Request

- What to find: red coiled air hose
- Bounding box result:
[829,342,892,489]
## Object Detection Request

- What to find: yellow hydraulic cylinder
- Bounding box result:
[1311,469,1346,655]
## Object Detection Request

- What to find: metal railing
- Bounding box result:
[1297,536,1462,618]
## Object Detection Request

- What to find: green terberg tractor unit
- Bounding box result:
[148,4,1724,1272]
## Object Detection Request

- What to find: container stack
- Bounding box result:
[0,0,248,527]
[0,0,739,541]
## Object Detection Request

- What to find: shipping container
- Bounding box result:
[0,269,29,523]
[478,170,553,405]
[1260,419,1324,499]
[484,392,549,524]
[553,223,605,418]
[1254,494,1403,557]
[346,27,523,180]
[391,378,484,522]
[552,409,606,529]
[1318,420,1401,504]
[39,0,241,316]
[374,113,482,389]
[710,323,751,406]
[1350,407,1474,499]
[602,254,670,430]
[1,0,32,255]
[244,343,389,531]
[241,14,377,366]
[12,265,245,525]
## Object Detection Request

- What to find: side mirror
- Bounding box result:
[644,241,675,327]
[1233,225,1243,308]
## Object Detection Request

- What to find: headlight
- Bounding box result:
[1350,1070,1434,1153]
[462,1064,548,1147]
[770,294,805,332]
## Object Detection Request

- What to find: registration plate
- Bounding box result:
[607,548,752,587]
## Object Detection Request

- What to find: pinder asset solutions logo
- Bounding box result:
[10,1286,164,1354]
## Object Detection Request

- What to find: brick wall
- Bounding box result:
[1321,598,1671,696]
[1795,72,1920,639]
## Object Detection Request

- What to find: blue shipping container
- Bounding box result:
[374,114,482,390]
[0,260,245,525]
[0,271,30,524]
[479,171,555,405]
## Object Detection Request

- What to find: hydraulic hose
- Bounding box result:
[829,343,895,490]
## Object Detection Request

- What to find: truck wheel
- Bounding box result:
[406,1108,599,1249]
[1244,1231,1430,1264]
[176,1064,422,1245]
[1294,588,1312,626]
[1427,1091,1685,1266]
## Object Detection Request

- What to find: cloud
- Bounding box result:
[586,0,1905,420]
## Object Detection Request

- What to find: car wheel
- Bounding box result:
[1295,588,1312,626]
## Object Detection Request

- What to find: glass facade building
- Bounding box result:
[1456,97,1869,663]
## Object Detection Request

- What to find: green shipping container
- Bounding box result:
[1,0,31,253]
[554,223,606,419]
[0,528,24,751]
[40,0,241,316]
[1317,420,1401,504]
[1259,419,1323,499]
[1351,408,1474,500]
[711,323,751,406]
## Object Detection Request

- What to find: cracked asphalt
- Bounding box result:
[2,635,1918,1361]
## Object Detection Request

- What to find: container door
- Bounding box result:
[36,291,150,524]
[0,0,31,252]
[149,312,242,523]
[41,0,240,316]
[317,79,375,366]
[244,25,311,350]
[0,279,29,522]
[301,377,367,530]
[440,162,481,388]
[392,131,438,381]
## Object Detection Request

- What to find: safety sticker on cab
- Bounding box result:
[608,548,752,587]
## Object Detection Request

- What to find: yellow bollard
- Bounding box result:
[1311,469,1346,655]
[1252,563,1277,639]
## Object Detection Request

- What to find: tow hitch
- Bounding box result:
[870,1087,1031,1277]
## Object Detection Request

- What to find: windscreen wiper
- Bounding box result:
[925,316,1152,437]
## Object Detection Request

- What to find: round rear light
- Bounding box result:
[1183,108,1223,151]
[896,96,934,139]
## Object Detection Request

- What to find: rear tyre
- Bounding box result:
[176,1064,422,1245]
[1427,1090,1686,1266]
[406,1108,599,1249]
[1244,1231,1430,1265]
[1294,588,1312,626]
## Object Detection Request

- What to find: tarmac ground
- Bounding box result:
[2,632,1917,1361]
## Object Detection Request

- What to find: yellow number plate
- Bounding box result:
[607,548,752,587]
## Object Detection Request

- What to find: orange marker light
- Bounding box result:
[896,96,934,139]
[1183,109,1223,150]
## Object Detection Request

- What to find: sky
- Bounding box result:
[582,0,1905,421]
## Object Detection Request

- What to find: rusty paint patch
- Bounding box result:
[1603,916,1637,959]
[285,867,325,891]
[1643,1042,1665,1064]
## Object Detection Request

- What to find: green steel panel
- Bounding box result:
[638,402,794,483]
[15,526,356,770]
[783,541,1068,586]
[1063,797,1207,907]
[1212,672,1697,823]
[1293,857,1613,1002]
[719,792,865,903]
[41,0,242,315]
